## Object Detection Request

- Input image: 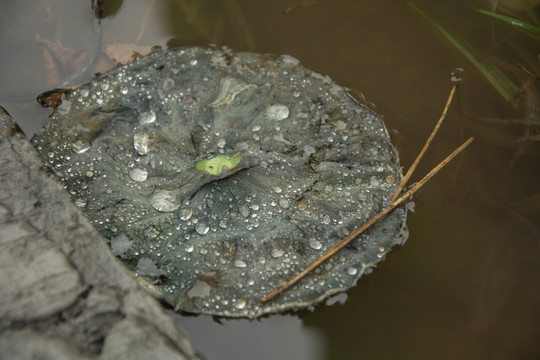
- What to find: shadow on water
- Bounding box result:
[1,0,539,359]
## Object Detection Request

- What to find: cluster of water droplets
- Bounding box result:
[31,47,407,318]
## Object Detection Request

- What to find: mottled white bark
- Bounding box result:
[0,106,199,360]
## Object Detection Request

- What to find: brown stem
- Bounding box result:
[259,137,474,304]
[391,84,457,202]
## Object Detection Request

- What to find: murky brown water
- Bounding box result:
[2,1,539,359]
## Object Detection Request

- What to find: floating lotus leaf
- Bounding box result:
[32,47,407,318]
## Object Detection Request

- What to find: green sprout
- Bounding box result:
[195,152,243,175]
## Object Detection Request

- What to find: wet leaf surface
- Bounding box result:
[32,47,406,318]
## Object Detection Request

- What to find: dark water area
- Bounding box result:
[1,1,539,359]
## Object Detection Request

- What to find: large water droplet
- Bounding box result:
[74,198,87,208]
[234,299,246,310]
[134,131,150,155]
[138,110,157,124]
[179,208,193,221]
[195,222,209,235]
[271,248,284,258]
[370,176,380,186]
[279,198,290,209]
[149,188,181,212]
[265,104,289,121]
[129,167,148,182]
[71,140,91,154]
[234,259,247,268]
[309,238,322,250]
[239,205,250,218]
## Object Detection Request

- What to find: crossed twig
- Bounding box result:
[260,82,474,303]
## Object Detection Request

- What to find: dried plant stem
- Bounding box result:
[260,137,474,304]
[391,84,457,202]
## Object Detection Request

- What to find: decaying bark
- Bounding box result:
[0,106,199,359]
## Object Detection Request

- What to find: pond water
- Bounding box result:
[1,0,539,359]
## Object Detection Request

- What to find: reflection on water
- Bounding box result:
[169,312,325,360]
[1,0,538,359]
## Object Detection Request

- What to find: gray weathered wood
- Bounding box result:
[0,106,199,359]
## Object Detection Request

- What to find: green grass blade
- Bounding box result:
[522,0,540,27]
[408,1,519,102]
[477,9,540,37]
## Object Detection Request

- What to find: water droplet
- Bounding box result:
[134,131,150,155]
[279,199,290,209]
[322,215,331,225]
[138,109,156,124]
[273,186,282,194]
[71,140,91,154]
[234,299,246,309]
[239,205,250,218]
[234,259,247,268]
[149,188,181,212]
[179,208,193,221]
[74,198,87,208]
[129,167,148,182]
[265,104,289,121]
[251,125,261,132]
[120,87,128,95]
[451,67,465,83]
[195,222,209,235]
[190,59,198,66]
[385,174,397,184]
[186,245,194,253]
[162,78,175,91]
[271,248,284,258]
[144,226,160,239]
[347,267,358,276]
[370,176,380,186]
[217,138,226,148]
[309,238,322,250]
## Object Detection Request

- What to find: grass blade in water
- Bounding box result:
[476,9,540,37]
[408,1,520,103]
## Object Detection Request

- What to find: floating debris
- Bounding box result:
[32,47,406,318]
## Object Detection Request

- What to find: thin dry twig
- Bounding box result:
[260,85,469,303]
[260,136,474,303]
[391,84,457,202]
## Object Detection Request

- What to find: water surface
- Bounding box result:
[1,1,538,359]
